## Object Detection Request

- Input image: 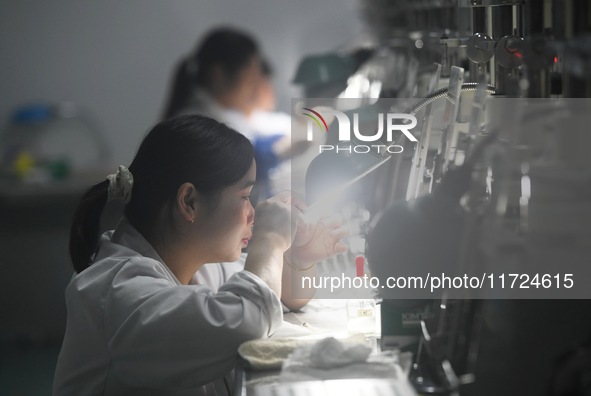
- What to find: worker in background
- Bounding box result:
[249,60,307,200]
[161,27,311,202]
[161,26,262,139]
[53,115,347,395]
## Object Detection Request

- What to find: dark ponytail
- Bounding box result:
[161,27,259,120]
[69,180,109,273]
[69,115,254,274]
[161,58,196,120]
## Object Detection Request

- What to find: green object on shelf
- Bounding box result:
[292,53,356,86]
[46,159,70,180]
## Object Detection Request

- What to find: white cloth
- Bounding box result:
[53,220,283,396]
[279,338,412,387]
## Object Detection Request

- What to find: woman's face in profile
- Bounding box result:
[197,160,256,262]
[227,56,263,114]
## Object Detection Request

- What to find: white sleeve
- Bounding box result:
[220,253,247,282]
[191,253,246,292]
[104,260,282,391]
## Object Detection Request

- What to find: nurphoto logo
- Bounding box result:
[302,107,418,154]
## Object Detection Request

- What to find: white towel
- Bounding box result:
[279,337,412,383]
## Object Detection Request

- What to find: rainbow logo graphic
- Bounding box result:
[302,108,329,133]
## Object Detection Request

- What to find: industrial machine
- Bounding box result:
[295,1,591,394]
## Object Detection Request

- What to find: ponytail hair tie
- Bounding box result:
[106,165,134,204]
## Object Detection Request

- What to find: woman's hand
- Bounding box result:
[288,214,349,266]
[250,194,296,252]
[245,193,297,297]
[285,192,349,266]
[281,205,349,311]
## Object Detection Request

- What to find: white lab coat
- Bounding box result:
[178,90,256,142]
[53,220,283,396]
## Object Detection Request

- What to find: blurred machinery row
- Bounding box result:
[297,1,591,395]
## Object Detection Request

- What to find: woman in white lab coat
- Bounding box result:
[161,28,314,202]
[53,115,347,396]
[161,27,262,140]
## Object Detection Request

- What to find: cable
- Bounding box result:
[406,83,496,115]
